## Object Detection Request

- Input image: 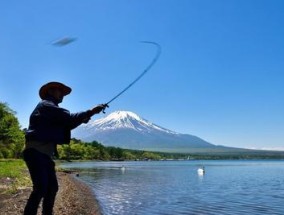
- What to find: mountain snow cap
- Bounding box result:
[107,111,143,121]
[87,110,179,134]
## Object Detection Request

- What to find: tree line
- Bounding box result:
[57,138,164,161]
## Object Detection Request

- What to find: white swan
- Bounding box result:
[197,166,205,175]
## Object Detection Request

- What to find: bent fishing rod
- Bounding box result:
[52,38,161,113]
[102,41,162,113]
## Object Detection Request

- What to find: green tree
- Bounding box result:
[122,151,136,160]
[90,141,110,160]
[142,151,162,160]
[107,147,124,160]
[57,139,111,160]
[83,144,101,159]
[0,102,25,158]
[98,147,110,160]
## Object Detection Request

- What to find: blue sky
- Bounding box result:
[1,0,284,150]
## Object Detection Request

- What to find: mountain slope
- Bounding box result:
[73,111,230,153]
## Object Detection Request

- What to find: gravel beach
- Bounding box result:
[0,172,101,215]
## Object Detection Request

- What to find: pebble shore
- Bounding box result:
[0,172,101,215]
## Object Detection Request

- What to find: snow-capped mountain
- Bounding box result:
[72,110,218,152]
[84,111,178,134]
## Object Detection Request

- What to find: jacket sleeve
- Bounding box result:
[69,110,93,130]
[26,100,93,145]
[38,100,92,129]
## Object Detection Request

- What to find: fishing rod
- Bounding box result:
[102,41,162,113]
[51,38,161,113]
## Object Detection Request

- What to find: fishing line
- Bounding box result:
[102,41,161,112]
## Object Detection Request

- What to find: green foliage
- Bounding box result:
[107,147,124,160]
[57,139,111,160]
[0,102,25,158]
[141,151,162,160]
[57,139,167,161]
[122,151,137,160]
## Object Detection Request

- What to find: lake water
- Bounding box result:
[60,160,284,215]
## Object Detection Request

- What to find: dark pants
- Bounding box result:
[23,148,58,215]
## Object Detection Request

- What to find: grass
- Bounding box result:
[0,159,26,178]
[0,159,31,194]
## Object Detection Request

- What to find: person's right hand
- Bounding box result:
[90,104,109,115]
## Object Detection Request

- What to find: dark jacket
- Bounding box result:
[25,98,92,145]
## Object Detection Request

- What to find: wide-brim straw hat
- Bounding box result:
[39,82,72,99]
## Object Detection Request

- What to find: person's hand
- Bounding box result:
[90,104,109,115]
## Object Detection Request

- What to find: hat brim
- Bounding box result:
[39,82,72,99]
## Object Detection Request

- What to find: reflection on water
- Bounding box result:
[61,160,284,215]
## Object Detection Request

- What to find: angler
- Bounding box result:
[23,81,107,215]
